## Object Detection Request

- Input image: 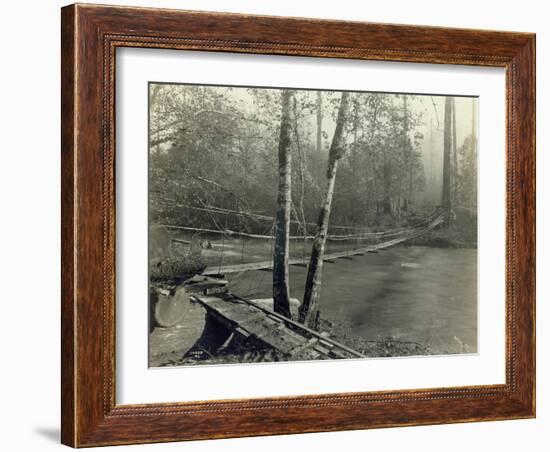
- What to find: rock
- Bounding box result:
[154,286,190,328]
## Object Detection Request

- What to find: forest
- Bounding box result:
[150,84,477,232]
[148,83,479,365]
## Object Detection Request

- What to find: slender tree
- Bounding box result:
[403,95,411,211]
[365,95,379,218]
[442,96,452,217]
[316,91,323,153]
[429,118,434,185]
[471,98,477,155]
[292,97,308,258]
[351,96,360,175]
[273,90,293,318]
[299,92,351,328]
[373,96,393,216]
[451,98,458,200]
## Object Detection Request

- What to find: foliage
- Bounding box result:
[149,85,430,235]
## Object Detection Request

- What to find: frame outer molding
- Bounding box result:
[61,3,535,447]
[61,4,77,446]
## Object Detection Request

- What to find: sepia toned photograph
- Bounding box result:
[148,83,478,367]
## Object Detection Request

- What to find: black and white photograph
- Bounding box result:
[148,83,478,367]
[0,0,541,450]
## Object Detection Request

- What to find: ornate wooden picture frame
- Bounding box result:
[61,3,535,447]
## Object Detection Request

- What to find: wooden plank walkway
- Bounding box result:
[192,294,364,360]
[202,212,445,276]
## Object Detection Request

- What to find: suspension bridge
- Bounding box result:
[201,210,445,276]
[150,207,446,365]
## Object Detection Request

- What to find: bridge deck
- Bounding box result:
[203,212,445,276]
[192,294,364,360]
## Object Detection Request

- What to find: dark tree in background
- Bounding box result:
[402,94,411,211]
[455,100,477,209]
[442,96,452,217]
[452,97,458,190]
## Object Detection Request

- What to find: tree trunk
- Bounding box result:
[352,97,360,172]
[316,91,323,153]
[451,98,458,200]
[383,158,392,214]
[292,98,308,258]
[273,90,293,318]
[442,97,452,216]
[429,118,434,183]
[299,92,351,327]
[367,101,379,220]
[471,98,477,154]
[403,95,412,210]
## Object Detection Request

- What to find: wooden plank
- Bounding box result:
[329,349,352,359]
[196,294,365,359]
[233,295,366,358]
[202,301,265,326]
[319,339,335,349]
[297,349,322,360]
[234,327,251,338]
[313,344,331,355]
[239,319,306,355]
[172,238,191,245]
[193,294,359,359]
[186,275,228,286]
[204,286,228,295]
[266,314,285,323]
[289,338,318,357]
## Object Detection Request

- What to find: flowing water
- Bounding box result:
[226,246,477,355]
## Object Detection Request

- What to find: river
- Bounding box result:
[225,246,477,355]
